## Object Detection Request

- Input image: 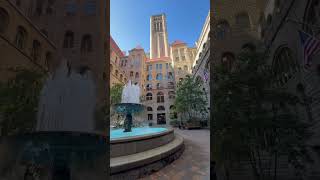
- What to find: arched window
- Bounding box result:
[242,43,256,52]
[115,70,118,77]
[304,0,320,35]
[147,74,152,81]
[168,91,175,99]
[120,74,123,81]
[146,93,152,100]
[147,107,153,111]
[221,52,235,71]
[63,31,74,48]
[156,83,162,89]
[183,65,188,71]
[31,40,41,61]
[168,72,173,80]
[146,84,152,91]
[274,0,281,14]
[110,64,113,73]
[214,20,230,40]
[156,73,162,80]
[15,26,27,50]
[157,106,165,111]
[235,12,250,29]
[135,72,139,78]
[168,82,174,89]
[157,92,164,103]
[267,14,272,25]
[81,34,92,53]
[45,52,52,70]
[272,47,299,86]
[130,71,133,77]
[0,8,9,33]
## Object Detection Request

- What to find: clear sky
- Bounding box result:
[111,0,209,54]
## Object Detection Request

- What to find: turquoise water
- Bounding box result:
[110,127,167,139]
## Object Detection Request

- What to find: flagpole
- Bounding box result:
[285,18,315,122]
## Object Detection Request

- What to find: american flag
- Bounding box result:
[203,68,209,82]
[299,30,320,68]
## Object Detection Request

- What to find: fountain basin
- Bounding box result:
[113,103,145,114]
[110,127,174,158]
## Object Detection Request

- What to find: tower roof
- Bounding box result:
[171,40,186,46]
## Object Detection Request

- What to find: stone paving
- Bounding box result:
[139,128,210,180]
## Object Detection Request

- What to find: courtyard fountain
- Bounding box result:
[113,80,144,132]
[110,81,185,179]
[0,61,107,180]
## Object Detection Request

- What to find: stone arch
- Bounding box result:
[157,106,165,111]
[146,93,153,100]
[213,19,231,40]
[81,34,93,53]
[157,92,164,103]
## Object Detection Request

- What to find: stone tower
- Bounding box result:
[150,14,170,59]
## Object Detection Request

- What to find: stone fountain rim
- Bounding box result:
[110,127,173,144]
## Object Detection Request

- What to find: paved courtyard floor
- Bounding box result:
[140,128,210,180]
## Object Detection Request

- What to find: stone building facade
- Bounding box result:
[143,57,176,125]
[0,0,57,82]
[9,0,108,106]
[171,40,196,83]
[212,0,320,179]
[211,0,268,179]
[110,36,127,86]
[259,0,320,179]
[125,46,146,86]
[111,13,198,126]
[191,11,210,121]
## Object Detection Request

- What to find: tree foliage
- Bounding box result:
[110,83,124,105]
[213,50,313,180]
[174,75,208,122]
[0,69,45,136]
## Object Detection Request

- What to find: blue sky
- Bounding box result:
[111,0,209,54]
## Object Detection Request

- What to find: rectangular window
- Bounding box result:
[147,65,152,71]
[84,1,96,15]
[65,3,76,16]
[159,64,162,70]
[148,114,153,120]
[166,63,169,69]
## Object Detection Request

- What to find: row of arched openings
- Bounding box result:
[213,12,251,40]
[0,7,52,70]
[147,105,175,112]
[63,31,93,53]
[146,91,175,101]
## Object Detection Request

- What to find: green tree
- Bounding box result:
[213,50,312,180]
[110,83,124,105]
[0,68,45,136]
[110,83,124,128]
[174,75,208,122]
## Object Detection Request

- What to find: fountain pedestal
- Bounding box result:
[123,114,133,132]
